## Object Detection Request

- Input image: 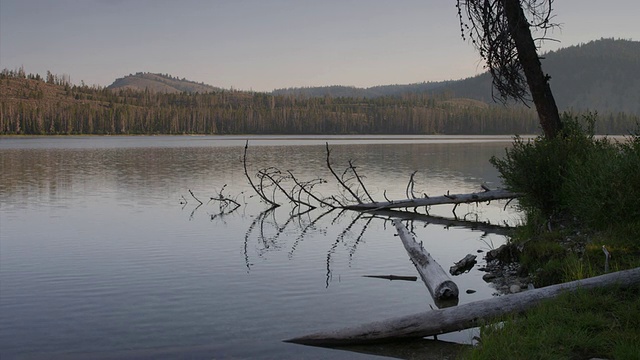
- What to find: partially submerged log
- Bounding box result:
[363,275,418,281]
[285,267,640,345]
[393,219,459,301]
[449,254,478,276]
[346,188,519,211]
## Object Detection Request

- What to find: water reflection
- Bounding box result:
[191,194,514,292]
[1,136,520,359]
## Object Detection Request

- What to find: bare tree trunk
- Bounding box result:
[345,188,518,211]
[502,0,562,138]
[393,220,459,303]
[285,267,640,345]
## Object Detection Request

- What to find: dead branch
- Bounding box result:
[188,189,203,205]
[208,184,242,218]
[326,142,363,204]
[406,171,419,199]
[288,171,336,208]
[244,140,280,208]
[257,167,315,209]
[349,160,374,203]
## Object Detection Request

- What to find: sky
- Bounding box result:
[1,0,638,92]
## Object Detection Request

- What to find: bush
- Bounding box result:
[491,112,640,231]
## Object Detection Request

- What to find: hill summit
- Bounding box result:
[108,72,221,93]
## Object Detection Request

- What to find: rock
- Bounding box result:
[482,273,497,282]
[510,285,521,294]
[466,289,477,294]
[485,243,519,263]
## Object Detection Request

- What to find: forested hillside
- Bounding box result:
[0,70,548,135]
[274,39,640,115]
[2,37,639,137]
[108,72,222,93]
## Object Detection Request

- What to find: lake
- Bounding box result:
[0,135,522,359]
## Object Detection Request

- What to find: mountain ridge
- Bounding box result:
[272,38,640,115]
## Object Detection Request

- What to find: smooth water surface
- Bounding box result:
[1,135,522,359]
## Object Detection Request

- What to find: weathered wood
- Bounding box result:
[345,188,519,211]
[285,267,640,345]
[449,254,477,276]
[393,219,459,301]
[363,275,418,281]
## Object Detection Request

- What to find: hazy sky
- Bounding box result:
[1,0,638,91]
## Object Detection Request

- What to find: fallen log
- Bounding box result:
[363,275,418,281]
[345,188,519,211]
[393,219,459,301]
[449,254,478,276]
[284,267,640,345]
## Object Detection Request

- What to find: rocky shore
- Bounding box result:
[478,244,533,295]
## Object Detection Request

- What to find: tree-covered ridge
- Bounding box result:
[1,70,549,135]
[2,36,639,137]
[107,72,222,94]
[273,39,640,116]
[1,70,636,136]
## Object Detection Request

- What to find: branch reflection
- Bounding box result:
[183,197,514,287]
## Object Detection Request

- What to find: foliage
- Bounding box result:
[491,112,639,286]
[456,0,557,104]
[463,285,640,360]
[491,112,640,229]
[561,131,640,229]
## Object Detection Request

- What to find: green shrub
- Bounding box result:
[491,112,640,232]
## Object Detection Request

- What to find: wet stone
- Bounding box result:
[482,273,497,282]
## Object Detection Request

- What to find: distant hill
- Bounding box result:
[108,72,222,93]
[273,38,640,115]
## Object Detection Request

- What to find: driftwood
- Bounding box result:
[449,254,478,276]
[393,219,459,301]
[346,188,519,211]
[285,267,640,345]
[241,142,520,215]
[363,275,418,281]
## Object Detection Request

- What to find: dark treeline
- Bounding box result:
[1,69,637,135]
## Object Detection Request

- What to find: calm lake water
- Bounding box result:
[0,135,522,359]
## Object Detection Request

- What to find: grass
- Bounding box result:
[462,115,640,359]
[463,286,640,360]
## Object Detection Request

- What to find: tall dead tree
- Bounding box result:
[457,0,562,139]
